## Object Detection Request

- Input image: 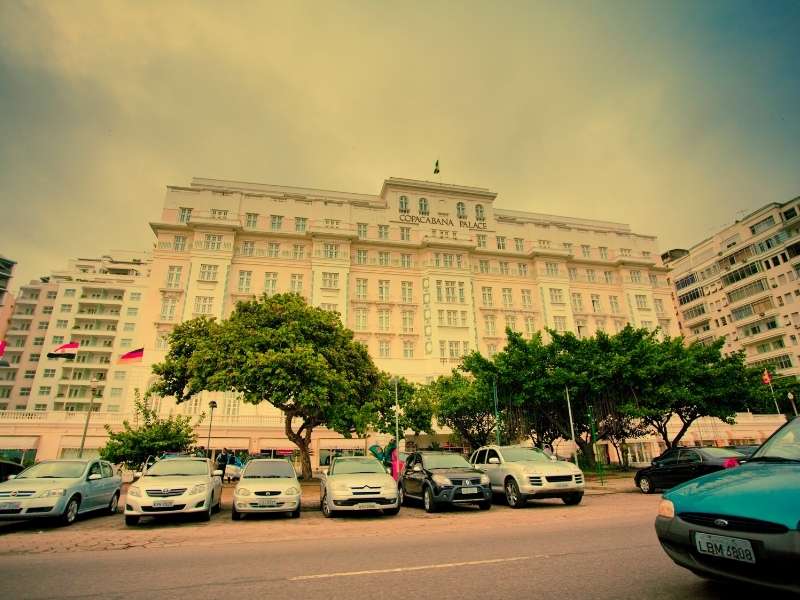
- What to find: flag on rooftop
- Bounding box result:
[118,347,144,364]
[433,159,440,175]
[47,341,78,360]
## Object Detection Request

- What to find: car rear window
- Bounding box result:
[701,448,744,458]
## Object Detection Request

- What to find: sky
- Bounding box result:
[1,0,799,288]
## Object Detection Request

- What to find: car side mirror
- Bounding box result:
[412,464,422,472]
[550,454,558,461]
[385,466,392,474]
[88,473,102,481]
[213,469,223,477]
[488,457,500,465]
[7,474,16,480]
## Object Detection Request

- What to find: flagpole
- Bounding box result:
[769,381,780,414]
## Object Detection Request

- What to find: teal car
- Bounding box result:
[655,416,800,593]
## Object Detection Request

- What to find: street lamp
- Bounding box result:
[394,377,400,478]
[206,400,217,458]
[78,376,100,458]
[788,392,798,417]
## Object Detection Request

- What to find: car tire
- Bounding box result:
[638,476,655,494]
[107,492,120,515]
[398,484,408,506]
[504,478,524,508]
[478,501,492,511]
[384,506,400,516]
[199,501,212,522]
[60,495,80,526]
[321,492,334,518]
[125,515,140,526]
[562,493,583,506]
[423,486,438,513]
[231,506,242,521]
[290,506,301,519]
[212,498,221,514]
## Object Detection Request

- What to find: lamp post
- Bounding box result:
[565,385,578,465]
[788,392,798,417]
[207,400,217,458]
[79,377,99,458]
[493,377,501,445]
[394,377,400,479]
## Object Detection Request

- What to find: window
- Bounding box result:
[47,290,58,299]
[355,308,368,330]
[357,223,368,238]
[591,294,602,313]
[378,280,390,301]
[264,272,278,296]
[525,316,536,336]
[295,217,307,233]
[477,234,487,248]
[38,386,51,396]
[479,260,490,274]
[202,234,222,250]
[403,341,414,358]
[604,271,614,285]
[496,236,507,250]
[56,319,68,329]
[499,261,509,275]
[126,307,138,317]
[379,340,391,358]
[505,314,518,331]
[502,288,513,307]
[160,298,177,321]
[553,316,567,332]
[42,306,53,315]
[37,321,48,330]
[482,287,494,306]
[356,249,368,265]
[654,299,665,314]
[484,315,496,336]
[238,270,252,293]
[61,304,72,313]
[649,274,659,287]
[352,278,367,301]
[289,244,304,260]
[571,293,583,312]
[400,227,411,241]
[166,266,182,288]
[402,311,414,333]
[20,387,31,396]
[267,242,280,258]
[322,272,339,289]
[401,254,412,268]
[194,296,213,314]
[563,242,572,252]
[199,264,218,281]
[174,235,186,251]
[377,309,390,331]
[268,215,283,231]
[455,202,467,218]
[324,243,339,259]
[581,245,591,258]
[635,295,649,310]
[475,204,485,221]
[378,225,389,240]
[586,269,596,283]
[239,240,255,257]
[245,213,259,228]
[549,288,564,304]
[545,262,559,276]
[379,251,390,266]
[620,248,631,257]
[684,304,707,321]
[419,198,429,215]
[211,209,228,220]
[599,247,608,259]
[24,370,35,379]
[750,216,776,235]
[399,196,409,214]
[124,322,135,332]
[721,262,761,287]
[678,287,704,306]
[178,207,192,223]
[630,270,642,284]
[727,279,767,304]
[521,289,532,307]
[401,281,413,303]
[518,263,528,276]
[514,238,524,252]
[568,268,577,281]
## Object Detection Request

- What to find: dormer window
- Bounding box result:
[456,202,466,218]
[475,204,485,221]
[419,198,429,215]
[399,195,409,214]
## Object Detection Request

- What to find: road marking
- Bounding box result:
[288,556,530,581]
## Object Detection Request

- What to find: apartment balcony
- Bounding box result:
[738,328,789,348]
[192,240,234,252]
[186,211,242,230]
[11,312,34,319]
[156,241,189,252]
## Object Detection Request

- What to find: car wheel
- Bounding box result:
[384,506,400,516]
[321,491,333,518]
[124,515,140,526]
[199,501,212,522]
[107,492,120,515]
[423,486,438,513]
[478,500,491,511]
[562,493,583,506]
[290,506,301,519]
[638,476,654,494]
[60,495,80,526]
[212,498,221,513]
[231,506,242,521]
[398,484,408,506]
[504,478,524,508]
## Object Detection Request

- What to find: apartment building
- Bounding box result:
[0,255,16,339]
[665,196,800,379]
[0,252,152,414]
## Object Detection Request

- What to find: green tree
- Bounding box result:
[367,373,435,436]
[99,392,201,469]
[428,370,497,450]
[150,293,381,480]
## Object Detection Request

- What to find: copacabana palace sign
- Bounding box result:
[398,213,488,230]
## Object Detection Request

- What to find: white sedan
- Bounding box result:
[320,456,399,517]
[124,457,223,525]
[232,459,301,519]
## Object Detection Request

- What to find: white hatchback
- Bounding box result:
[232,459,301,520]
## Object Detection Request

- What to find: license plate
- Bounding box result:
[0,502,21,510]
[357,503,379,509]
[258,499,277,507]
[152,500,173,508]
[695,532,756,564]
[555,482,570,488]
[461,487,478,494]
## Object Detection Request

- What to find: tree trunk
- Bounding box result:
[670,418,695,449]
[284,415,314,480]
[575,436,596,469]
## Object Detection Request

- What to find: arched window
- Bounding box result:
[456,202,466,218]
[475,204,485,221]
[419,198,429,215]
[399,196,409,214]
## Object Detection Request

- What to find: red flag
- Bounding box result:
[0,340,8,368]
[47,341,79,360]
[117,347,144,364]
[761,369,772,385]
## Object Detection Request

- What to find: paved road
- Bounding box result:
[0,494,783,599]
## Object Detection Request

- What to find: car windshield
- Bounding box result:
[750,418,800,462]
[331,458,385,475]
[501,447,550,462]
[17,461,86,479]
[700,448,744,458]
[147,459,208,476]
[423,454,471,469]
[243,461,295,478]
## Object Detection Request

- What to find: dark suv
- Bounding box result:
[399,451,492,512]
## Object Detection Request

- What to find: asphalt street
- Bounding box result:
[0,493,788,600]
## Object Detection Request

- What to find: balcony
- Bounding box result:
[192,240,233,252]
[186,211,242,229]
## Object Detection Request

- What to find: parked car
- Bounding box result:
[655,416,800,593]
[320,456,399,517]
[0,459,24,482]
[470,445,585,507]
[124,457,223,525]
[634,447,744,494]
[232,459,300,520]
[400,451,491,513]
[0,459,121,525]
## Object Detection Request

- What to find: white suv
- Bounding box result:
[470,445,585,507]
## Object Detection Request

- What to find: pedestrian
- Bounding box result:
[216,448,228,482]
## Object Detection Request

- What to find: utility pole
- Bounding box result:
[788,392,798,417]
[565,386,578,465]
[587,405,604,485]
[493,377,501,445]
[207,400,217,457]
[79,377,99,458]
[394,377,400,479]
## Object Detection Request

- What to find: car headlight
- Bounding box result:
[127,486,141,497]
[479,474,490,485]
[283,486,299,496]
[235,487,251,496]
[658,499,675,519]
[189,484,207,495]
[39,488,66,498]
[332,482,350,492]
[432,474,452,486]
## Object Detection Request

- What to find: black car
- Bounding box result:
[399,451,492,512]
[635,447,745,494]
[0,459,24,482]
